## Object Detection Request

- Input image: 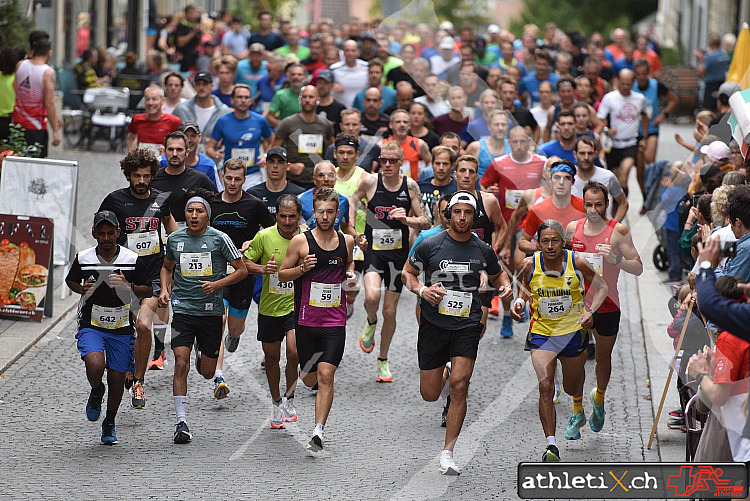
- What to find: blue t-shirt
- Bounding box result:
[539,140,602,167]
[257,74,286,107]
[211,89,232,108]
[703,49,730,83]
[612,58,633,75]
[519,73,560,107]
[298,188,350,231]
[352,86,397,113]
[210,112,272,174]
[460,116,490,144]
[249,32,285,52]
[408,225,444,257]
[159,152,220,188]
[234,59,268,96]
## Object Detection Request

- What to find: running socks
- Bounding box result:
[174,395,187,422]
[546,435,557,446]
[367,317,377,325]
[572,396,583,414]
[273,399,282,406]
[214,369,223,379]
[314,423,324,434]
[153,324,167,352]
[594,387,605,406]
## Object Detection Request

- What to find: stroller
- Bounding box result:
[643,161,673,272]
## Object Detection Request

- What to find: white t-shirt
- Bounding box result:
[162,98,186,115]
[530,105,549,131]
[596,91,647,149]
[194,104,215,135]
[414,95,450,118]
[572,167,624,219]
[429,55,460,76]
[329,60,369,108]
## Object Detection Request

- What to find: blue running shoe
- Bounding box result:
[565,412,586,440]
[589,388,605,432]
[101,422,117,445]
[86,384,105,421]
[224,333,240,353]
[501,315,513,338]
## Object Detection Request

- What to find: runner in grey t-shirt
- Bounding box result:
[572,136,629,222]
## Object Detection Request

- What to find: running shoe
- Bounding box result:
[131,380,146,409]
[101,422,117,445]
[589,388,605,432]
[542,444,560,462]
[282,398,298,422]
[307,428,324,452]
[124,371,133,390]
[668,408,682,418]
[359,320,377,353]
[564,412,586,440]
[500,315,513,338]
[194,349,202,375]
[148,350,165,370]
[439,450,461,475]
[214,376,230,400]
[346,299,355,319]
[173,421,192,444]
[441,395,451,428]
[86,384,105,421]
[552,380,561,405]
[260,357,266,370]
[271,404,285,429]
[224,333,240,353]
[488,296,500,316]
[376,359,393,382]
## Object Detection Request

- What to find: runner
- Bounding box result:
[277,188,357,451]
[247,146,306,215]
[348,140,430,382]
[402,190,512,474]
[571,135,628,221]
[209,158,275,399]
[298,161,353,234]
[159,188,247,444]
[454,154,508,337]
[65,211,152,444]
[464,109,511,178]
[98,148,177,408]
[566,181,643,433]
[380,109,431,181]
[126,84,181,155]
[159,121,221,189]
[510,219,607,462]
[418,145,457,224]
[243,194,304,429]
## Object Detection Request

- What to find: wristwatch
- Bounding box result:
[699,260,713,270]
[696,372,709,385]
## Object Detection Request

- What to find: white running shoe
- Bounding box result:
[439,450,460,475]
[282,398,298,422]
[307,428,324,452]
[270,404,285,429]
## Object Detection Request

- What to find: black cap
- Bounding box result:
[361,32,376,42]
[93,210,119,228]
[266,146,288,161]
[317,69,335,82]
[193,72,212,84]
[179,121,200,133]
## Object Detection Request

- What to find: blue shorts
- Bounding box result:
[524,330,589,358]
[223,298,249,319]
[253,275,262,304]
[76,328,135,373]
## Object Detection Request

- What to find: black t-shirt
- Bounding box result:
[67,246,150,335]
[174,20,201,72]
[151,167,217,222]
[361,113,391,138]
[417,177,457,223]
[98,187,172,278]
[385,66,425,98]
[409,231,501,329]
[246,181,305,215]
[324,138,381,173]
[512,105,538,131]
[249,32,285,51]
[317,101,346,136]
[413,129,440,150]
[209,191,275,248]
[433,114,470,136]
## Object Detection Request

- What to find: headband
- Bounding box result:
[335,137,359,149]
[558,80,574,88]
[185,197,211,219]
[550,162,576,178]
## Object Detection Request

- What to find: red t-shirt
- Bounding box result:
[714,332,750,397]
[127,113,181,147]
[633,49,663,75]
[570,218,620,312]
[523,195,585,238]
[480,153,546,222]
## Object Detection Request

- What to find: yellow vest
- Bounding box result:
[529,249,585,336]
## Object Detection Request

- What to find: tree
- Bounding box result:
[232,0,300,30]
[509,0,657,40]
[0,0,32,49]
[371,0,489,36]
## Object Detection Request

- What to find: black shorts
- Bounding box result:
[23,129,48,158]
[417,315,483,370]
[257,312,295,343]
[479,291,496,308]
[354,258,364,274]
[363,250,407,293]
[223,274,255,313]
[605,145,638,170]
[296,324,346,372]
[592,309,621,337]
[170,313,223,358]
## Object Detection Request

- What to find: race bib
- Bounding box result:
[353,244,365,261]
[372,228,402,251]
[309,282,341,308]
[538,295,573,320]
[580,252,603,276]
[139,142,161,156]
[232,147,255,168]
[437,289,472,317]
[269,273,294,295]
[505,189,525,210]
[180,252,212,277]
[297,134,324,154]
[127,231,160,256]
[91,304,130,330]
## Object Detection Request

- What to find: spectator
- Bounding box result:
[277,26,310,60]
[162,72,186,114]
[249,11,284,51]
[73,49,101,89]
[430,37,460,78]
[220,16,250,59]
[433,86,470,136]
[316,69,346,135]
[633,35,663,78]
[330,39,369,108]
[352,59,396,113]
[519,49,560,108]
[256,53,285,112]
[722,33,737,57]
[696,33,731,112]
[717,194,750,281]
[174,4,203,74]
[0,45,26,142]
[661,163,685,284]
[211,55,238,108]
[323,108,381,172]
[235,43,268,97]
[265,62,306,127]
[711,81,740,128]
[173,72,230,148]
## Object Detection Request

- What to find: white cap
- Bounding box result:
[700,141,732,163]
[440,20,454,32]
[439,36,455,50]
[447,191,477,211]
[487,24,500,34]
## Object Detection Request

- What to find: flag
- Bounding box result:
[728,88,750,158]
[728,23,750,88]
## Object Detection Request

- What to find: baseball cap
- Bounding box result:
[440,21,454,32]
[360,32,376,42]
[700,140,732,163]
[266,146,288,161]
[317,69,335,83]
[447,191,477,211]
[486,24,500,35]
[93,210,119,228]
[193,71,212,83]
[249,42,266,53]
[179,121,200,134]
[718,81,741,98]
[439,36,455,50]
[474,37,487,50]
